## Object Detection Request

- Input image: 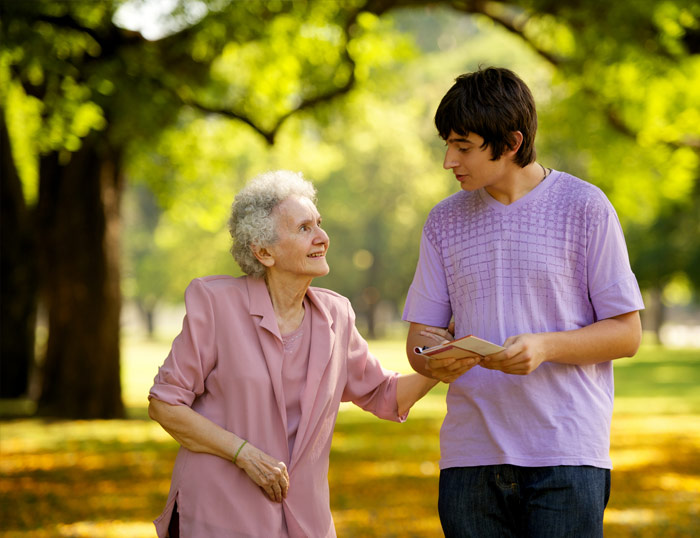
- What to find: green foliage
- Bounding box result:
[4,0,699,335]
[114,2,700,333]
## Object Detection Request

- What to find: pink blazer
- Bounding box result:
[149,275,404,537]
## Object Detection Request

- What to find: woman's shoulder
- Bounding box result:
[185,275,248,300]
[307,286,351,312]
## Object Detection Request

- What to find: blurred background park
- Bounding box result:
[1,0,699,536]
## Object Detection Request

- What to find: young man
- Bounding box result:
[403,67,644,537]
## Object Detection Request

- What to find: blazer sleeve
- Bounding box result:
[148,278,218,407]
[340,300,406,422]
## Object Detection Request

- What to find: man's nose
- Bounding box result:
[443,150,457,169]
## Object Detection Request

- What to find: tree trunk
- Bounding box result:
[649,286,666,345]
[0,113,37,398]
[36,134,125,418]
[137,300,156,339]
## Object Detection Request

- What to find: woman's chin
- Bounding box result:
[313,262,330,278]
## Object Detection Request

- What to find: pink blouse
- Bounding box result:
[281,297,312,457]
[149,276,405,537]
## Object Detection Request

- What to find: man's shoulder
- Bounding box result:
[544,172,619,233]
[426,191,475,224]
[431,190,473,211]
[551,171,609,204]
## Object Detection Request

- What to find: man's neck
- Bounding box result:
[485,162,548,205]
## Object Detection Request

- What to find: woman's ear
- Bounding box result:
[252,245,275,268]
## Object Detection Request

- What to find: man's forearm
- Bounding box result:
[405,322,443,376]
[542,311,642,365]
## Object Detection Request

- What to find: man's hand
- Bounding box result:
[419,325,480,382]
[426,355,481,382]
[480,333,547,375]
[407,322,481,381]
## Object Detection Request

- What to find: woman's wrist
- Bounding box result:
[232,439,248,466]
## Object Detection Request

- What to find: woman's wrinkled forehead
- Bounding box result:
[273,195,319,225]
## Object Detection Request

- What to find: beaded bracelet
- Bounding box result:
[232,439,248,465]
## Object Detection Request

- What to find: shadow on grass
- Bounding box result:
[0,415,177,536]
[1,345,698,537]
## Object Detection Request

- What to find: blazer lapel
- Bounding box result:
[246,276,288,434]
[290,287,336,469]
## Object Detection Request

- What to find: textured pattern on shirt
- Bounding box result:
[405,171,644,469]
[424,172,606,341]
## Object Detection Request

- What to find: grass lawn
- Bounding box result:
[0,338,698,537]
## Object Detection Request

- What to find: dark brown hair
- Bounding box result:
[435,67,537,167]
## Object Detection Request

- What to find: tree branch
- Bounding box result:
[472,1,561,66]
[31,13,145,56]
[168,9,362,145]
[184,98,277,145]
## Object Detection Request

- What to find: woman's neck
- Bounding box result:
[264,272,311,335]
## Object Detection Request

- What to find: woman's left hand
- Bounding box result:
[234,441,290,503]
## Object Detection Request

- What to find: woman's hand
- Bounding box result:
[235,442,290,503]
[148,400,290,502]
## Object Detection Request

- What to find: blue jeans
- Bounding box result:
[438,465,610,538]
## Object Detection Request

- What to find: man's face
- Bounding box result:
[442,131,504,192]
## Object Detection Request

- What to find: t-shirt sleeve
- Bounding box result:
[341,301,406,422]
[402,227,452,327]
[587,199,645,320]
[148,278,218,407]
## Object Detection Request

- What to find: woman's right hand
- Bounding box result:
[234,441,290,503]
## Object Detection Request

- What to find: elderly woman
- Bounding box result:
[148,170,443,537]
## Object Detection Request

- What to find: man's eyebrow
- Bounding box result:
[447,136,473,144]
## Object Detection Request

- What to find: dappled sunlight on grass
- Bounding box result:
[605,413,700,537]
[1,341,698,536]
[0,418,177,537]
[55,521,156,537]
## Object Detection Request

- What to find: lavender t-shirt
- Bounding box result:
[403,171,644,469]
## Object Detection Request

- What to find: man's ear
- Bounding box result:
[252,244,275,268]
[507,131,524,156]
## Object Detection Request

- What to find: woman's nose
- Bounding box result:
[315,227,329,244]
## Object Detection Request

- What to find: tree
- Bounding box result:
[1,0,368,416]
[1,114,37,398]
[2,0,698,417]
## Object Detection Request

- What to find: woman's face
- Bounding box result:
[264,196,330,279]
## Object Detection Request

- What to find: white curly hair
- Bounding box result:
[229,170,317,278]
